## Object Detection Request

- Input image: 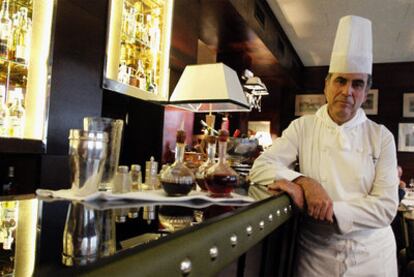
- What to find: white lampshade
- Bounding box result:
[168,63,250,112]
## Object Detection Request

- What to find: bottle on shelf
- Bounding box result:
[117,62,129,84]
[149,17,161,53]
[7,11,19,61]
[7,88,25,138]
[160,127,195,196]
[2,166,17,195]
[0,201,17,276]
[195,134,217,191]
[15,7,31,64]
[136,59,146,90]
[135,2,144,43]
[126,7,137,43]
[205,130,238,198]
[0,85,9,137]
[0,0,11,59]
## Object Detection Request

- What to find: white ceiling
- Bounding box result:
[266,0,414,66]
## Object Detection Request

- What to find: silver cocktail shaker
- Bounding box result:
[68,129,108,196]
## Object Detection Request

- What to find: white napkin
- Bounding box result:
[36,188,255,204]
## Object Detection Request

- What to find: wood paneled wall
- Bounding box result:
[299,63,414,183]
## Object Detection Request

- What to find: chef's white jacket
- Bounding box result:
[250,105,399,276]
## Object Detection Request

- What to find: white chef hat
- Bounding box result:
[329,15,372,74]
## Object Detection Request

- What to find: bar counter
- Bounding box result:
[0,193,294,276]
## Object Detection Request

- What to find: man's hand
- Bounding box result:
[294,176,333,223]
[268,179,305,210]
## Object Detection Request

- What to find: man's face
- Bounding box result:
[324,73,368,125]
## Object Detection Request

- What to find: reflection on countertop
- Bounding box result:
[0,194,247,276]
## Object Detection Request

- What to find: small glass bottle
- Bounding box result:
[15,7,30,64]
[195,135,217,191]
[136,59,146,90]
[112,165,132,193]
[0,0,11,59]
[160,129,195,196]
[2,166,16,195]
[409,178,414,189]
[130,164,142,191]
[0,85,9,137]
[205,130,238,198]
[144,156,158,190]
[8,88,25,138]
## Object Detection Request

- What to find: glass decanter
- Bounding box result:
[205,130,238,198]
[195,134,217,191]
[160,129,195,196]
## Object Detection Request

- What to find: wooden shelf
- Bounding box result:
[0,137,45,154]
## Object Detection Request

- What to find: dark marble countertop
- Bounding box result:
[0,194,259,276]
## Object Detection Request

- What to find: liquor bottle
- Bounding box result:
[7,11,19,61]
[15,7,31,64]
[7,88,25,138]
[1,202,17,244]
[127,66,136,86]
[149,17,161,53]
[195,134,216,191]
[127,7,136,43]
[146,68,156,93]
[117,62,129,84]
[143,14,151,45]
[0,85,8,137]
[205,130,238,197]
[136,59,146,90]
[0,0,11,59]
[134,1,144,42]
[0,201,17,276]
[119,41,127,65]
[160,128,195,196]
[2,166,16,195]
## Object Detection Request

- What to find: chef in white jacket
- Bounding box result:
[249,15,399,276]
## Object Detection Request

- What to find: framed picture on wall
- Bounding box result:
[403,93,414,117]
[398,123,414,152]
[361,89,378,115]
[294,94,326,116]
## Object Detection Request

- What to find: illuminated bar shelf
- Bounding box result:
[0,0,55,148]
[103,0,173,102]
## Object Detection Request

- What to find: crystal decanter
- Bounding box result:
[195,134,216,191]
[160,129,195,196]
[205,130,238,197]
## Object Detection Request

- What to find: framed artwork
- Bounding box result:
[398,123,414,152]
[361,89,378,115]
[403,93,414,117]
[248,121,271,133]
[294,94,326,116]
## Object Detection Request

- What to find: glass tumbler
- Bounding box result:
[83,117,124,191]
